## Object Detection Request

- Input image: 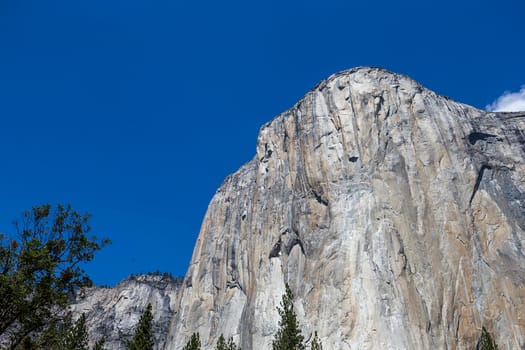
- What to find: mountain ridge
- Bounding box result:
[74,67,525,349]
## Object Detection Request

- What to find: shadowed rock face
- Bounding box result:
[77,67,525,349]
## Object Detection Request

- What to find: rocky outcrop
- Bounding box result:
[71,274,182,349]
[78,67,525,350]
[166,67,525,349]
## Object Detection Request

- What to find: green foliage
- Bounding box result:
[22,312,104,350]
[478,327,498,350]
[128,304,155,350]
[271,284,305,350]
[63,313,89,350]
[0,204,110,350]
[216,335,227,350]
[215,334,238,350]
[183,333,201,350]
[92,338,107,350]
[310,332,322,350]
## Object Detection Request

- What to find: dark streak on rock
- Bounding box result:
[285,237,306,256]
[269,238,281,258]
[469,164,492,205]
[468,132,497,145]
[312,189,329,206]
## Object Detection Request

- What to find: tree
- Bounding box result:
[127,304,154,350]
[92,338,107,350]
[63,313,89,350]
[0,204,110,350]
[477,327,498,350]
[58,313,107,350]
[183,333,201,350]
[216,335,227,350]
[216,334,238,350]
[271,284,305,350]
[309,332,322,350]
[27,312,105,350]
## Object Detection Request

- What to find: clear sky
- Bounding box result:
[1,0,524,287]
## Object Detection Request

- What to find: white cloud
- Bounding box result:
[486,86,525,112]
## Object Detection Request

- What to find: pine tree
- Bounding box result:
[310,332,322,350]
[183,333,201,350]
[18,312,106,350]
[92,338,107,350]
[31,312,88,350]
[64,314,89,350]
[226,337,238,350]
[271,284,305,350]
[216,335,227,350]
[128,304,154,350]
[478,327,498,350]
[216,334,238,350]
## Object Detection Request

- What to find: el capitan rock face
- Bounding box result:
[77,67,525,349]
[167,67,525,350]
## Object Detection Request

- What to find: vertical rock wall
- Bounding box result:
[166,67,525,350]
[75,67,525,350]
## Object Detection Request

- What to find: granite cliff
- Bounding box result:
[76,67,525,349]
[71,274,182,349]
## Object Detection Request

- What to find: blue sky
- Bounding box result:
[1,0,524,286]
